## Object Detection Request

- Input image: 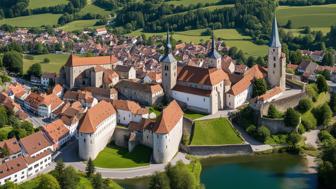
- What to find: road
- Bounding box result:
[55,140,190,179]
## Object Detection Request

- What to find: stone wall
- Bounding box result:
[260,91,306,116]
[181,144,253,156]
[260,117,295,134]
[112,127,130,147]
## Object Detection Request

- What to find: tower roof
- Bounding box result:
[160,29,176,63]
[269,15,281,48]
[208,32,221,59]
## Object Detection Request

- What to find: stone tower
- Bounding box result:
[208,32,222,69]
[267,15,286,90]
[161,30,177,99]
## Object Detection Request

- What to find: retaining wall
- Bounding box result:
[181,144,253,156]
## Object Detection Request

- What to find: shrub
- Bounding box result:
[267,104,283,118]
[313,103,333,126]
[246,125,257,136]
[301,113,317,131]
[297,98,313,113]
[318,130,335,145]
[298,124,306,134]
[306,84,318,101]
[43,57,50,63]
[316,75,329,93]
[256,126,271,142]
[287,132,302,145]
[284,108,301,128]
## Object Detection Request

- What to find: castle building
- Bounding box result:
[267,16,286,90]
[162,31,230,114]
[78,101,117,160]
[112,100,149,126]
[128,100,183,163]
[61,55,120,89]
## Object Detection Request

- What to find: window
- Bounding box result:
[273,57,276,61]
[274,63,276,68]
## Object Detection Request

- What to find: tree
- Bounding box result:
[85,158,95,178]
[314,104,333,126]
[60,167,80,189]
[285,20,292,29]
[52,160,65,181]
[256,126,271,142]
[318,143,336,189]
[256,56,266,66]
[322,52,335,66]
[316,75,329,93]
[289,50,302,64]
[297,98,313,113]
[284,108,301,128]
[149,172,170,189]
[166,161,197,189]
[267,104,282,118]
[0,106,8,126]
[252,78,267,97]
[287,132,302,145]
[1,181,18,189]
[37,174,61,189]
[27,63,42,78]
[2,51,23,75]
[91,173,104,189]
[246,56,255,67]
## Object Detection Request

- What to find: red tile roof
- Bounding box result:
[177,66,228,86]
[0,138,21,155]
[65,54,119,67]
[79,101,116,134]
[20,131,52,155]
[154,100,183,134]
[42,119,69,144]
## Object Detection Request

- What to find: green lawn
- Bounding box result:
[28,0,68,9]
[93,145,152,168]
[277,4,336,28]
[0,14,62,27]
[191,118,243,145]
[129,28,268,57]
[184,110,206,120]
[79,4,111,16]
[23,54,69,73]
[58,20,101,32]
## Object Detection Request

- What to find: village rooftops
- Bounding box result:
[20,131,51,155]
[112,100,148,115]
[154,100,183,134]
[42,119,69,144]
[116,80,163,94]
[65,54,119,67]
[0,156,27,179]
[177,66,229,86]
[0,138,21,156]
[79,100,116,134]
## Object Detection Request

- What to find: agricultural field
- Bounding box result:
[277,4,336,28]
[129,29,268,57]
[59,19,101,32]
[28,0,69,9]
[0,14,62,27]
[283,27,331,36]
[79,4,111,17]
[23,54,69,74]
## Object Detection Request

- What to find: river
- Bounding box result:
[116,154,318,189]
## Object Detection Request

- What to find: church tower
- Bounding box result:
[161,30,177,99]
[208,32,222,69]
[267,15,286,90]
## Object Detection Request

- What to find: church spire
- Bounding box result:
[165,29,172,55]
[270,15,281,48]
[208,31,221,60]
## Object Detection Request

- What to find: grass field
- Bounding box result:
[283,27,331,36]
[166,0,221,6]
[28,0,68,9]
[129,29,268,57]
[184,110,206,120]
[277,4,336,28]
[59,20,101,32]
[0,14,62,27]
[93,145,152,168]
[190,118,243,145]
[23,54,69,73]
[79,4,111,16]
